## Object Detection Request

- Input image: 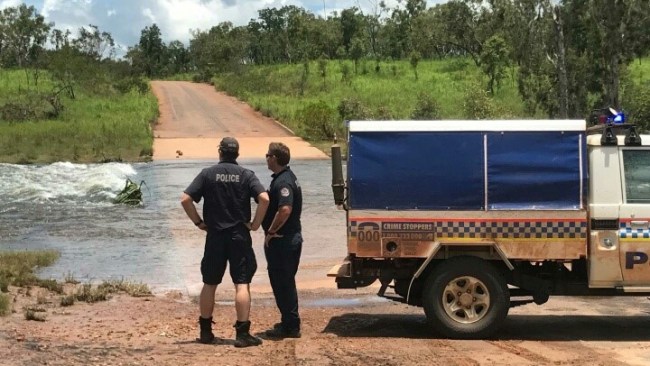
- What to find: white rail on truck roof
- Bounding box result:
[348,120,586,132]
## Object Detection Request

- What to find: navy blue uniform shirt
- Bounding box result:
[184,161,265,231]
[262,166,302,235]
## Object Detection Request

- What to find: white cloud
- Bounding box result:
[142,7,156,23]
[107,9,116,17]
[0,0,21,10]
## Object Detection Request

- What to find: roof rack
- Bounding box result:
[586,123,642,146]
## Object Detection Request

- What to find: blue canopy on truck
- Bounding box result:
[347,120,587,210]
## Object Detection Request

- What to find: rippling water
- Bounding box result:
[0,159,346,294]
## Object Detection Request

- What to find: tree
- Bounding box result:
[409,50,421,80]
[50,28,71,50]
[349,37,366,73]
[340,7,364,54]
[480,36,510,94]
[357,1,387,59]
[167,40,190,74]
[585,0,649,109]
[138,24,166,77]
[430,1,486,67]
[72,24,115,61]
[0,4,51,68]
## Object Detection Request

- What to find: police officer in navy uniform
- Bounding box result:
[262,142,303,338]
[181,137,269,347]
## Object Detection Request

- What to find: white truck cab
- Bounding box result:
[588,132,650,289]
[329,120,650,339]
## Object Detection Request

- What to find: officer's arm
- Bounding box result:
[250,192,269,231]
[181,193,204,229]
[267,205,292,234]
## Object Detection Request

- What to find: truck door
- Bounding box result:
[618,148,650,285]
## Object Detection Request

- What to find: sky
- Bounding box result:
[0,0,442,55]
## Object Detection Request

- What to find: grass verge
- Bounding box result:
[0,250,152,317]
[0,69,158,164]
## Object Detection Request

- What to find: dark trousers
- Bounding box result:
[264,232,302,330]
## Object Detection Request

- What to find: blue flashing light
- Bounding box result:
[599,107,625,125]
[612,112,625,124]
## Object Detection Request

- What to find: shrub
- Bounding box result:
[338,97,371,121]
[340,63,352,85]
[463,84,496,119]
[411,92,441,120]
[25,309,47,321]
[35,278,64,294]
[440,58,470,73]
[0,274,9,293]
[114,77,149,95]
[60,295,75,307]
[0,91,60,121]
[192,69,213,83]
[97,279,152,297]
[74,283,110,303]
[0,293,10,316]
[296,101,338,140]
[376,106,393,120]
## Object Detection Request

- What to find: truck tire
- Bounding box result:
[422,256,509,339]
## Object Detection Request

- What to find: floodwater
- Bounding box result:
[0,159,347,295]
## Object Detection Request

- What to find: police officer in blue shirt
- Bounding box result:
[181,137,269,347]
[261,142,303,338]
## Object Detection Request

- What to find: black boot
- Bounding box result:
[198,316,215,344]
[234,321,262,348]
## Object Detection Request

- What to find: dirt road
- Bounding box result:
[2,287,650,366]
[150,81,326,160]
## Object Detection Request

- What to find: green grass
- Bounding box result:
[0,250,60,288]
[0,249,153,316]
[629,58,650,86]
[213,58,529,138]
[0,69,158,164]
[214,57,650,143]
[0,250,60,316]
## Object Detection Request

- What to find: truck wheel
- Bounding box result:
[422,256,509,339]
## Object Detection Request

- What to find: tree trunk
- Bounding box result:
[554,6,569,118]
[608,52,620,109]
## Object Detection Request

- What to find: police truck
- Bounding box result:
[328,114,650,338]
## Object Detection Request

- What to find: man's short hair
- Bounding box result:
[268,142,290,166]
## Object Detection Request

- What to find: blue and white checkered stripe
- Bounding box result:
[434,221,587,239]
[349,220,587,239]
[620,222,650,239]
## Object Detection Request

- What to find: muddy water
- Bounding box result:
[0,159,347,294]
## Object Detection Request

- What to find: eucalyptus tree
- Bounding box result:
[355,0,387,59]
[480,35,510,94]
[50,29,72,50]
[72,24,115,61]
[580,0,650,109]
[138,24,166,77]
[340,7,365,54]
[382,0,428,58]
[429,0,487,66]
[0,4,51,69]
[189,22,243,74]
[167,40,191,74]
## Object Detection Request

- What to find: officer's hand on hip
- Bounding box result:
[264,233,282,247]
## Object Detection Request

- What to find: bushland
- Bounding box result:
[212,57,650,147]
[0,69,158,164]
